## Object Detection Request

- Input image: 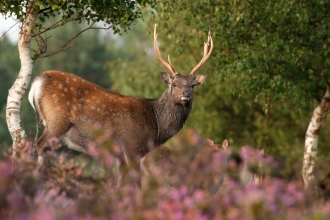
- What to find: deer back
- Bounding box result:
[29,70,158,153]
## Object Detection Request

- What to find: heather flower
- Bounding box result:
[2,130,330,219]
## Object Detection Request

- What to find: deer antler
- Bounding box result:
[190,29,213,75]
[154,24,177,75]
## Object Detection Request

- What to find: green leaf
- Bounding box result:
[51,4,59,11]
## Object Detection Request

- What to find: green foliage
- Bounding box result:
[1,0,157,64]
[0,36,20,147]
[0,0,157,34]
[149,0,330,178]
[0,36,19,106]
[156,0,330,105]
[33,21,113,88]
[108,15,164,99]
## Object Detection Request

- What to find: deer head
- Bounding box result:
[154,24,213,106]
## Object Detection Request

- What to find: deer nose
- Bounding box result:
[183,90,191,97]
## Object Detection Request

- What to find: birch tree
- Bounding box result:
[156,0,330,192]
[0,0,155,159]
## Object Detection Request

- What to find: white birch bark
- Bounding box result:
[303,86,330,189]
[6,1,38,158]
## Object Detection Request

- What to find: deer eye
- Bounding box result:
[172,83,177,87]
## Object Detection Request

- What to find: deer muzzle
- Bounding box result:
[181,90,191,101]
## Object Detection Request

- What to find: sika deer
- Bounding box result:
[141,139,265,194]
[238,147,265,186]
[28,25,213,188]
[220,146,265,192]
[141,138,229,194]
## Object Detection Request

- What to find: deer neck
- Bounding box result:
[153,90,192,146]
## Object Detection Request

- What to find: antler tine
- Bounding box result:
[190,29,214,75]
[154,24,177,75]
[168,55,174,68]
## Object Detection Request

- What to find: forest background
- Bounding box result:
[0,1,330,182]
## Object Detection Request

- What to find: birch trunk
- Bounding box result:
[303,86,330,190]
[6,1,38,158]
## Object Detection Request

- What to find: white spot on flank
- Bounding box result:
[85,90,89,94]
[64,88,68,92]
[79,115,87,121]
[71,87,74,91]
[61,93,65,97]
[66,78,69,84]
[73,78,77,82]
[59,84,63,89]
[67,101,70,105]
[61,72,64,75]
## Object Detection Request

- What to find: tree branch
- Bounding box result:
[36,23,115,59]
[38,6,52,14]
[31,15,86,37]
[0,20,20,41]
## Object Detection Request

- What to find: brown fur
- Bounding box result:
[219,146,265,192]
[140,138,229,194]
[29,70,207,187]
[141,140,265,193]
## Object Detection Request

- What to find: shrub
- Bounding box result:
[1,134,330,220]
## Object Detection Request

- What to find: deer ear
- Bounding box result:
[193,74,207,86]
[222,139,228,150]
[206,138,214,145]
[160,72,171,85]
[258,149,265,156]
